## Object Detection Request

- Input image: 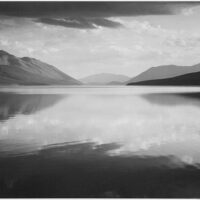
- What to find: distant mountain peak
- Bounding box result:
[80,73,130,85]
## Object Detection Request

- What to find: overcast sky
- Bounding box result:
[1,2,200,78]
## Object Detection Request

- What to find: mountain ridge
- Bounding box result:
[0,50,81,85]
[127,70,200,86]
[80,73,130,85]
[126,63,200,84]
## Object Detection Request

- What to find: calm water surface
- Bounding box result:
[1,86,200,197]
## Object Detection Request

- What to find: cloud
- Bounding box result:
[181,7,195,16]
[0,2,199,29]
[36,17,122,29]
[0,2,198,18]
[164,34,200,49]
[1,7,200,77]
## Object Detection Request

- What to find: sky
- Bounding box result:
[1,2,200,79]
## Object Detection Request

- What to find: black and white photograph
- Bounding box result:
[1,1,200,198]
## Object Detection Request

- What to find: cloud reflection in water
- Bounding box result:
[0,90,200,165]
[1,88,200,197]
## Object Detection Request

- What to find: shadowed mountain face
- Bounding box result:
[127,63,200,85]
[80,73,130,85]
[0,92,64,121]
[128,71,200,86]
[0,50,81,85]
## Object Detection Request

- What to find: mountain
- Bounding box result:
[126,63,200,85]
[127,71,200,86]
[80,73,130,85]
[0,50,81,85]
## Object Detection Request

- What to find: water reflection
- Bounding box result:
[0,92,64,121]
[0,141,199,198]
[142,92,200,107]
[0,88,200,197]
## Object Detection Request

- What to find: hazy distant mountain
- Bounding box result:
[127,71,200,86]
[127,64,200,85]
[80,73,130,85]
[0,50,81,85]
[106,81,124,85]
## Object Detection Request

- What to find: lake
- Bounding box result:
[1,86,200,197]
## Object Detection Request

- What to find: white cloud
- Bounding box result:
[1,14,200,77]
[165,34,200,49]
[182,7,194,16]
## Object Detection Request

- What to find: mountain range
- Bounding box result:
[2,49,200,86]
[0,50,81,85]
[128,70,200,86]
[79,73,130,85]
[127,63,200,86]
